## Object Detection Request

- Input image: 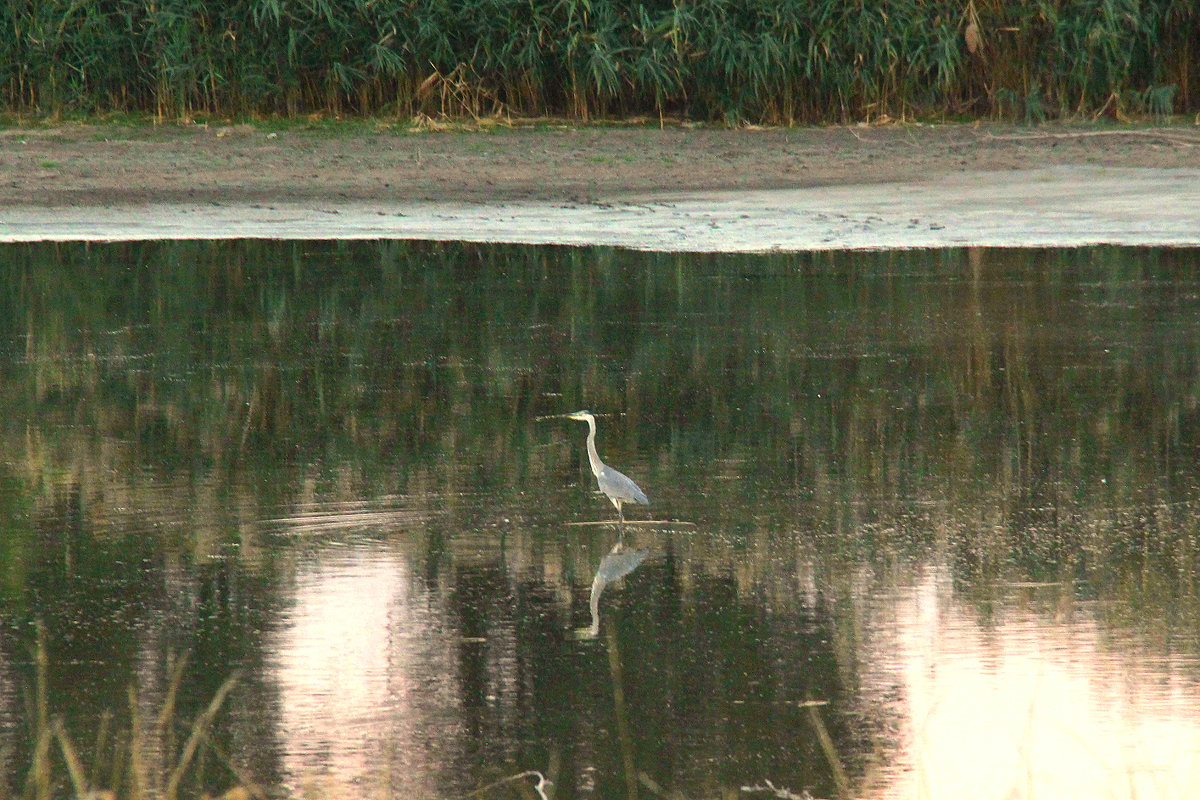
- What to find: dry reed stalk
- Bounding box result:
[806,702,851,799]
[53,721,91,798]
[164,672,240,800]
[31,622,51,800]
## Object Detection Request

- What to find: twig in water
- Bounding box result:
[467,770,552,800]
[740,779,814,800]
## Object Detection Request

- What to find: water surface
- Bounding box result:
[2,242,1200,800]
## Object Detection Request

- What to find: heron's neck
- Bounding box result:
[584,417,603,477]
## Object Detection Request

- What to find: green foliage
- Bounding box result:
[0,0,1196,123]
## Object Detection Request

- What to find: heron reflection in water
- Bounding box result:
[563,410,649,528]
[574,539,649,640]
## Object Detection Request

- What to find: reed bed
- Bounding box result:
[1,0,1196,123]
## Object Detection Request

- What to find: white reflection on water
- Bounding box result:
[266,541,461,799]
[864,569,1200,800]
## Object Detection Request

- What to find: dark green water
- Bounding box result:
[3,241,1200,800]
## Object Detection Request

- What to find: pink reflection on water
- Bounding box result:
[862,568,1200,800]
[265,541,462,799]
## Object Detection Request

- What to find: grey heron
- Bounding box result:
[565,410,649,525]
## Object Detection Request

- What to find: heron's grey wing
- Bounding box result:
[597,465,649,505]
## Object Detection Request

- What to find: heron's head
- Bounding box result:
[566,410,594,422]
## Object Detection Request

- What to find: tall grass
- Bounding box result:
[1,0,1195,122]
[15,623,250,800]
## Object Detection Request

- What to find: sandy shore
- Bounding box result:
[3,122,1199,250]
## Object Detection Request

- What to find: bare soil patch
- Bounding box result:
[3,122,1199,208]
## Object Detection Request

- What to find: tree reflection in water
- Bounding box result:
[2,242,1200,799]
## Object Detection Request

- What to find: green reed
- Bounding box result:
[1,0,1195,121]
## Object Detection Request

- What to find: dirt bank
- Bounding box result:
[3,122,1199,249]
[4,121,1200,205]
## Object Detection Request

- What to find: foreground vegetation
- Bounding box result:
[2,0,1197,124]
[12,624,248,800]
